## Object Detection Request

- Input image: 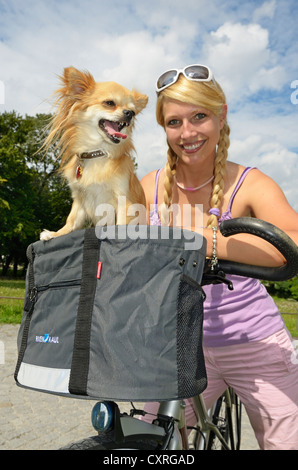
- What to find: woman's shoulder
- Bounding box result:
[140,169,159,184]
[225,162,264,187]
[226,162,278,190]
[226,161,248,178]
[225,162,282,202]
[226,161,274,180]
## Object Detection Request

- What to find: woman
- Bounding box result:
[140,65,298,450]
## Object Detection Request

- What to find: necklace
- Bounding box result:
[175,175,214,192]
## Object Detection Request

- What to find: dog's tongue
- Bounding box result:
[105,120,127,140]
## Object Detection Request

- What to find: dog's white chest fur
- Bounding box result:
[70,165,130,226]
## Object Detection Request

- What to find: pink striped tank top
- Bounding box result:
[150,167,284,347]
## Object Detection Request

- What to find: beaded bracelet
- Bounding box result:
[210,226,218,271]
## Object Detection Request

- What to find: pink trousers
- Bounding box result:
[142,328,298,450]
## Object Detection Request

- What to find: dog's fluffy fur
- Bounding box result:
[40,66,148,240]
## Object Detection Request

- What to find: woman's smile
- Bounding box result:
[180,140,206,153]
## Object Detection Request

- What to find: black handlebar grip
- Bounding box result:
[217,217,298,281]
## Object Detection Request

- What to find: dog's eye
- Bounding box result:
[104,100,116,107]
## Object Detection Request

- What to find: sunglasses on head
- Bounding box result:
[156,64,216,93]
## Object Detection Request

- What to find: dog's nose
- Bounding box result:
[123,109,135,120]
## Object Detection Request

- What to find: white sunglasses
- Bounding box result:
[156,64,216,93]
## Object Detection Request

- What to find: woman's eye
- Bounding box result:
[167,119,180,126]
[195,113,206,120]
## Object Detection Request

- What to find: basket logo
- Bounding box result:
[36,334,59,344]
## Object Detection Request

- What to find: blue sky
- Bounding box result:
[0,0,297,210]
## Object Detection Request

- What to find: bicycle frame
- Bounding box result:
[109,387,240,450]
[152,388,238,450]
[192,389,240,450]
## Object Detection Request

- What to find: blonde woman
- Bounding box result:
[141,65,298,450]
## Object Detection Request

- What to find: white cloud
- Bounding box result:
[202,21,287,104]
[253,0,277,22]
[229,135,298,211]
[95,14,201,89]
[229,108,298,151]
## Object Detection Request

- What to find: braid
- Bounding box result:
[161,145,177,224]
[207,121,230,228]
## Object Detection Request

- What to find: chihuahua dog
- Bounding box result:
[40,66,148,240]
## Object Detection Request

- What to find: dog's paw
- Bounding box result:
[40,229,55,241]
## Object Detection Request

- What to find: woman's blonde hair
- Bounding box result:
[156,74,230,228]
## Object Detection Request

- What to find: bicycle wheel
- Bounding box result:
[60,433,162,450]
[206,390,242,450]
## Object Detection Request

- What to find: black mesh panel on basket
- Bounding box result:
[176,273,207,398]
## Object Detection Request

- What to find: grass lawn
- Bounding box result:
[272,296,298,338]
[0,278,297,337]
[0,278,25,324]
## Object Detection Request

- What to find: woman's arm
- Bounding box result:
[205,229,287,267]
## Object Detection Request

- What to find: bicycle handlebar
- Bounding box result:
[215,217,298,281]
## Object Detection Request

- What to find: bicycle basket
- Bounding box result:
[15,226,207,401]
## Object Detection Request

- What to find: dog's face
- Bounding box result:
[57,67,148,158]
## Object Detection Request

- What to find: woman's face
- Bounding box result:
[162,99,226,167]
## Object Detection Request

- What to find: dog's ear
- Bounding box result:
[62,67,96,99]
[132,90,148,114]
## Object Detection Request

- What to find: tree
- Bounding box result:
[0,111,71,276]
[263,278,298,301]
[0,177,9,210]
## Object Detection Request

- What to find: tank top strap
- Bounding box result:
[224,167,255,216]
[154,168,162,205]
[149,169,162,226]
